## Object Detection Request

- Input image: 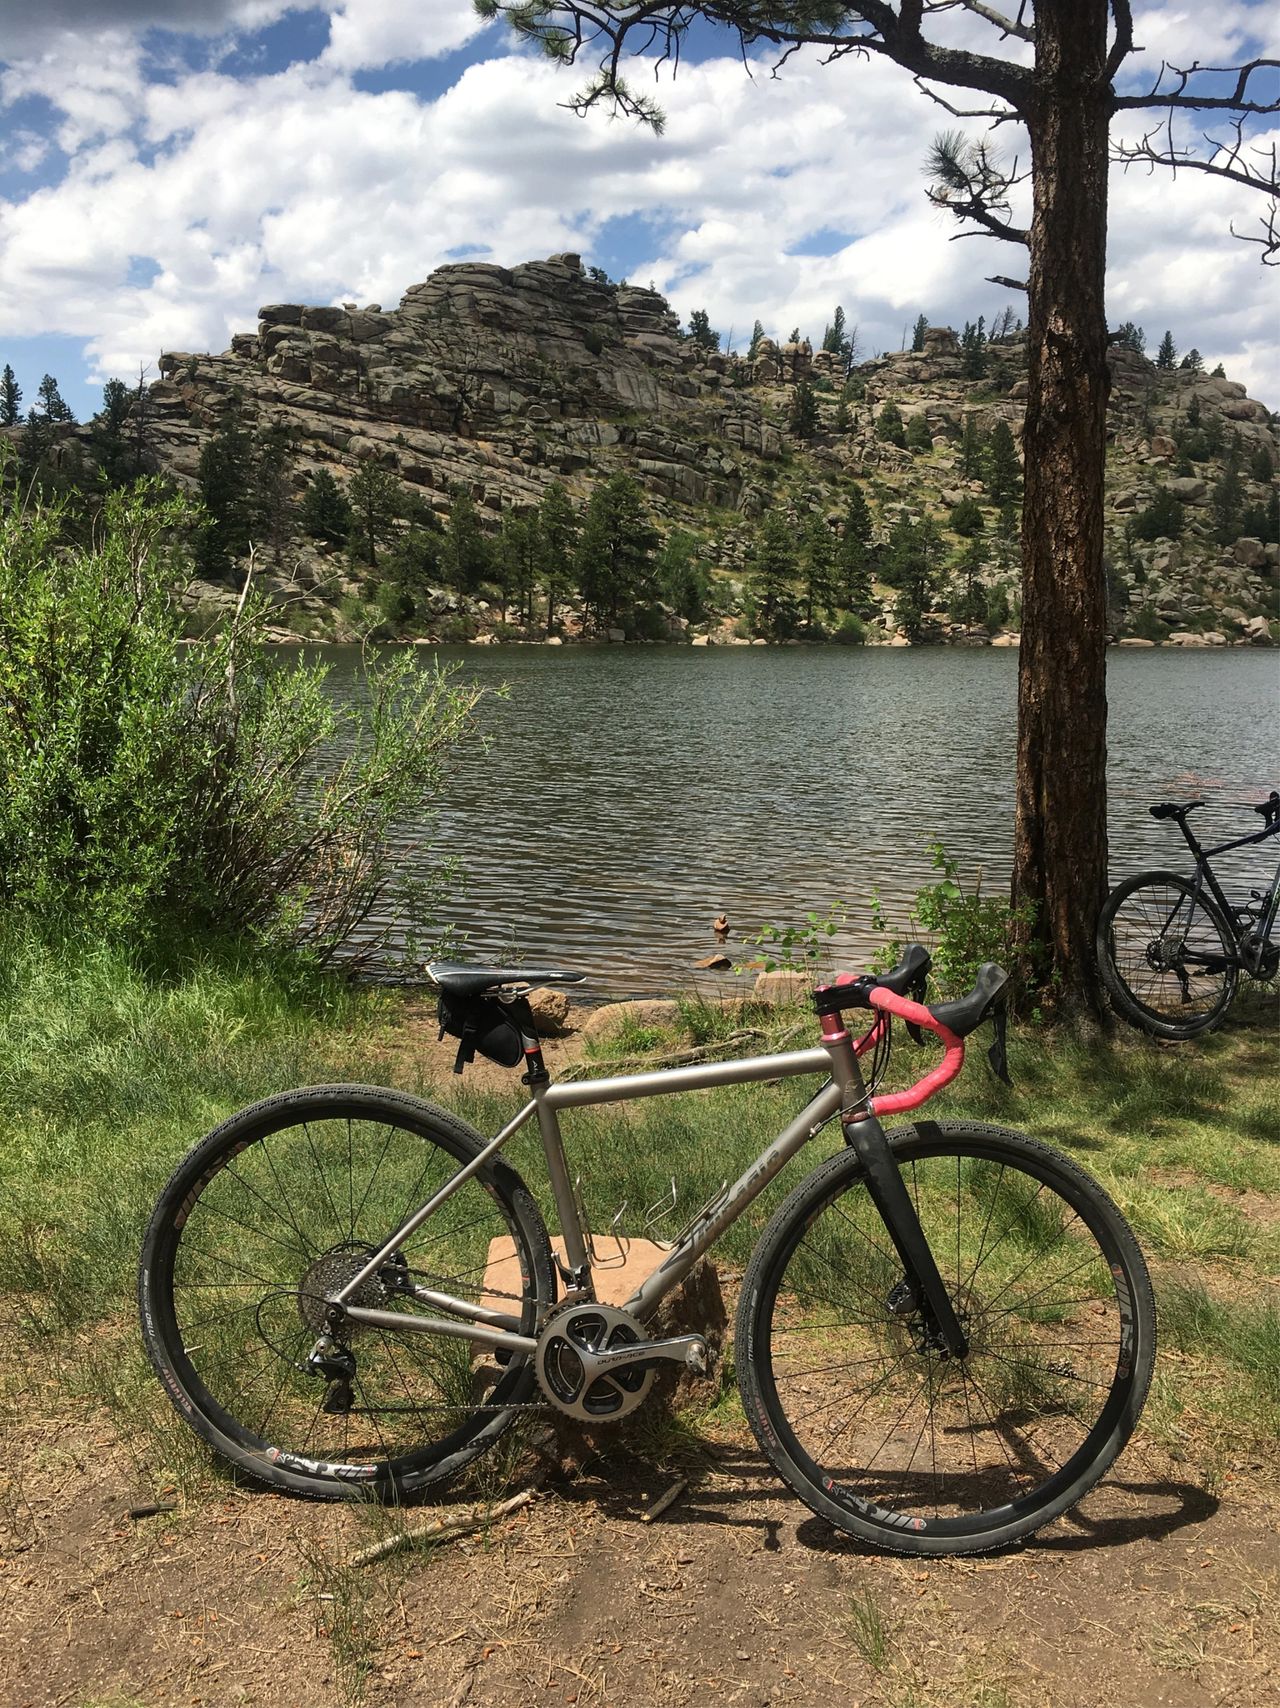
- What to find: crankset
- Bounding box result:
[534,1302,707,1423]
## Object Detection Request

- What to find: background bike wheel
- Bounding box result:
[139,1085,554,1499]
[1096,869,1237,1039]
[736,1121,1155,1556]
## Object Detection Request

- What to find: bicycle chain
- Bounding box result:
[402,1265,555,1415]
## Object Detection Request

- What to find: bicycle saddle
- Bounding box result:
[1150,801,1204,819]
[428,962,586,1000]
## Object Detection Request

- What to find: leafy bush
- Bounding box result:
[948,496,985,537]
[0,477,481,965]
[871,839,1036,999]
[1130,488,1185,541]
[833,612,867,644]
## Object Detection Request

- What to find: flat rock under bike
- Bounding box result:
[139,946,1156,1558]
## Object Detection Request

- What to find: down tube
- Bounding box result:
[623,1079,845,1323]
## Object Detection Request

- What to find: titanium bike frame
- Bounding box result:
[329,987,972,1360]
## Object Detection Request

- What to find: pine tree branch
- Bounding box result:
[1113,58,1280,115]
[1105,0,1134,81]
[1112,116,1279,262]
[986,273,1028,292]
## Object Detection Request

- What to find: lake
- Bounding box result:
[324,645,1280,998]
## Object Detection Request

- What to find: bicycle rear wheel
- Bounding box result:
[1097,870,1238,1039]
[736,1122,1155,1557]
[139,1086,554,1499]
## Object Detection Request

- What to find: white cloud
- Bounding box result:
[0,28,1276,408]
[320,0,490,72]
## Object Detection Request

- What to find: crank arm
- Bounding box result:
[578,1334,707,1383]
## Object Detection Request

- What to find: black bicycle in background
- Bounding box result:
[1096,791,1280,1039]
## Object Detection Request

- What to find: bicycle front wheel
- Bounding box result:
[1097,869,1238,1039]
[140,1086,555,1499]
[736,1122,1155,1556]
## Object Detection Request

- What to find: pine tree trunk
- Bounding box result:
[1012,0,1112,1018]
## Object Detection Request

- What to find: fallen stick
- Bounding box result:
[640,1477,688,1524]
[347,1489,535,1567]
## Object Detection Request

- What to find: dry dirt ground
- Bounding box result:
[2,1401,1277,1708]
[3,1013,1276,1708]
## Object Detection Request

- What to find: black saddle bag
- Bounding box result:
[436,993,525,1073]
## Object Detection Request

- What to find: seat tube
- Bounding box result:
[531,1083,593,1293]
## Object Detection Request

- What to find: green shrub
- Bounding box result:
[871,839,1037,1000]
[833,612,867,644]
[1129,488,1185,541]
[0,477,481,965]
[948,496,985,537]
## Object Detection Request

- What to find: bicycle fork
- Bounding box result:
[826,1022,968,1359]
[841,1114,968,1358]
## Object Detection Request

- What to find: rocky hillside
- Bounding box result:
[80,254,1280,644]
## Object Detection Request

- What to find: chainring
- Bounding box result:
[534,1301,654,1423]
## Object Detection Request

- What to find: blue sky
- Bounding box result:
[2,1,1277,423]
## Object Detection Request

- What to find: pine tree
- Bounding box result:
[687,309,720,352]
[838,490,876,619]
[986,420,1022,505]
[746,319,765,362]
[251,427,293,563]
[575,472,658,629]
[787,326,800,344]
[536,479,578,629]
[1179,348,1204,373]
[443,484,491,593]
[300,468,353,547]
[195,404,254,579]
[952,537,989,628]
[905,412,933,453]
[911,313,928,353]
[747,510,799,639]
[1211,449,1245,546]
[0,364,21,426]
[874,401,907,448]
[1113,322,1145,355]
[36,373,75,423]
[1155,329,1178,369]
[656,529,710,623]
[960,319,987,379]
[347,458,401,570]
[90,378,133,484]
[495,511,538,623]
[788,379,819,439]
[886,516,942,642]
[800,516,839,625]
[948,495,985,537]
[960,414,985,478]
[821,305,853,370]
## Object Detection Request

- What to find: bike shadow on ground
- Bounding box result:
[545,1441,1218,1559]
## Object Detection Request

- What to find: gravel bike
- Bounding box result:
[140,946,1155,1558]
[1096,791,1280,1040]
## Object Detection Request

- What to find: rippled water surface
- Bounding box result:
[323,645,1280,997]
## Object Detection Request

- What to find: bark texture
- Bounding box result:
[1013,0,1113,1016]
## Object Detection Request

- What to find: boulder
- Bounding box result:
[753,970,811,1005]
[580,999,681,1041]
[528,986,572,1034]
[1234,537,1267,568]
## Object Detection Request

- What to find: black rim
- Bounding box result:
[1104,879,1235,1027]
